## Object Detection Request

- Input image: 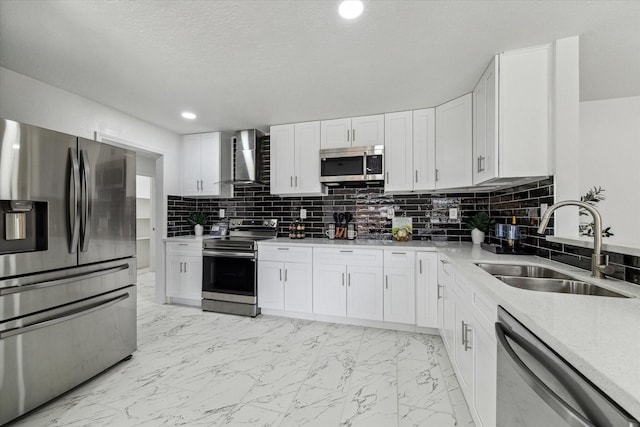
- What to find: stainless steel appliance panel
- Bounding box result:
[0,119,78,276]
[78,137,136,265]
[496,306,639,427]
[0,286,137,426]
[0,258,135,322]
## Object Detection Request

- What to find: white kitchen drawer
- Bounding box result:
[166,241,202,255]
[313,247,383,266]
[258,245,312,263]
[383,249,415,266]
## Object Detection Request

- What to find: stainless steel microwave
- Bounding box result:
[319,145,384,184]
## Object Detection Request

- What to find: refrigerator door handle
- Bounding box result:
[0,263,129,296]
[0,293,130,339]
[495,322,593,427]
[80,150,92,252]
[68,148,81,253]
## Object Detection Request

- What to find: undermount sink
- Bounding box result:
[475,263,630,298]
[495,276,629,298]
[475,263,574,279]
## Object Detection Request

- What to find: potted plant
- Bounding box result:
[464,212,493,244]
[188,212,208,236]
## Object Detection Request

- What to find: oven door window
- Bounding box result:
[321,156,363,177]
[203,255,255,296]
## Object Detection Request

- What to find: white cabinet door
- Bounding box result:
[258,260,285,310]
[416,252,438,328]
[313,263,347,317]
[384,111,413,192]
[166,254,184,298]
[183,255,203,300]
[454,302,474,398]
[182,134,202,197]
[383,250,415,324]
[473,57,498,185]
[435,93,472,189]
[347,265,383,321]
[270,124,296,195]
[283,262,313,313]
[439,258,455,353]
[473,323,497,427]
[413,108,436,191]
[200,132,221,195]
[294,121,323,194]
[321,118,351,149]
[351,114,384,147]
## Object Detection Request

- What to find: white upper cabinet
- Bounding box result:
[271,121,327,196]
[473,45,552,185]
[435,94,473,189]
[383,111,414,192]
[320,114,384,149]
[384,109,436,193]
[413,108,436,191]
[182,132,233,198]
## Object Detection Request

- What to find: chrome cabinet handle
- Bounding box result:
[461,321,466,346]
[437,283,443,300]
[295,176,298,187]
[342,273,345,287]
[415,170,418,183]
[279,269,282,281]
[290,176,293,187]
[391,252,406,255]
[277,247,290,251]
[348,273,351,287]
[184,262,187,273]
[179,262,183,273]
[435,169,440,182]
[385,275,388,289]
[352,129,355,142]
[464,322,472,351]
[284,269,288,282]
[386,171,389,184]
[340,250,353,253]
[419,259,422,274]
[347,129,350,142]
[477,156,485,173]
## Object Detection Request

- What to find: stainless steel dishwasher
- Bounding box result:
[495,306,639,427]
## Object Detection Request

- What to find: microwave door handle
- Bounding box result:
[363,152,367,179]
[68,148,80,253]
[80,150,92,252]
[495,323,594,427]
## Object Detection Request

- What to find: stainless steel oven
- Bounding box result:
[201,218,277,317]
[496,306,639,427]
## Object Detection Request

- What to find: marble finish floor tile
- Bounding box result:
[11,271,475,426]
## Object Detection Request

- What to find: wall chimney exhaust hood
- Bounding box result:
[227,129,267,186]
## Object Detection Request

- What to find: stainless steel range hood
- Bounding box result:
[228,129,267,186]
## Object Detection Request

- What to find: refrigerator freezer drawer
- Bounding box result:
[0,285,137,426]
[0,258,136,322]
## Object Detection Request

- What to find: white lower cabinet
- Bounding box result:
[437,256,497,427]
[415,251,438,328]
[313,248,384,321]
[165,242,203,302]
[257,246,313,313]
[383,250,416,324]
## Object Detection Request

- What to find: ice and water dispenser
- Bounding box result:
[0,200,47,255]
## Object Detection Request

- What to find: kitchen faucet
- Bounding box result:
[537,200,616,279]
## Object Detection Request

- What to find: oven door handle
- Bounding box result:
[495,322,594,427]
[202,250,256,259]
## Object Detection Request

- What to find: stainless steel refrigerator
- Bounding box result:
[0,118,137,425]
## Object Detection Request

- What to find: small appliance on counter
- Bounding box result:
[481,218,532,254]
[330,212,356,239]
[288,220,306,239]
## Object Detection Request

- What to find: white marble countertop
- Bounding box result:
[259,238,640,418]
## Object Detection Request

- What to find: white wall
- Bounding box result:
[579,96,640,248]
[0,66,182,302]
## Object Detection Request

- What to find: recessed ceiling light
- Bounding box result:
[181,111,197,120]
[339,0,363,19]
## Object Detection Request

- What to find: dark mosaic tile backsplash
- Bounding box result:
[167,143,639,285]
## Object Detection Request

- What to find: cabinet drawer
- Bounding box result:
[314,247,383,266]
[383,249,415,267]
[258,245,312,263]
[166,241,202,255]
[472,290,497,336]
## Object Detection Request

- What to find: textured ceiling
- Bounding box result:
[1,0,639,135]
